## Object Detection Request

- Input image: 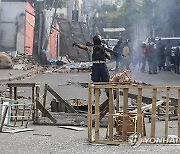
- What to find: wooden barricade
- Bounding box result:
[7,83,40,124]
[0,97,34,132]
[88,83,180,145]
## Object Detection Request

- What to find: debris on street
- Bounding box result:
[58,126,86,131]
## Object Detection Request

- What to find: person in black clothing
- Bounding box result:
[72,35,111,83]
[140,42,148,72]
[113,39,123,71]
[164,40,172,71]
[157,39,165,71]
[148,38,158,74]
[174,47,180,74]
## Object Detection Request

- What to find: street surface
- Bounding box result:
[1,62,180,154]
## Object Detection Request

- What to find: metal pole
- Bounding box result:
[0,0,2,29]
[152,0,155,37]
[32,0,44,61]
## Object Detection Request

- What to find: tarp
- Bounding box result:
[103,28,125,32]
[57,19,91,62]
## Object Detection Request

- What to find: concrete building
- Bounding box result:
[0,0,34,54]
[0,0,59,61]
[57,0,85,22]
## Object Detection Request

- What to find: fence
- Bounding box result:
[88,83,180,145]
[0,97,33,132]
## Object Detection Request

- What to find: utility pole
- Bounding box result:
[151,0,156,37]
[0,0,1,11]
[33,0,44,62]
[0,0,1,24]
[72,0,78,21]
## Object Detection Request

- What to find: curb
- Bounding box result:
[0,70,38,82]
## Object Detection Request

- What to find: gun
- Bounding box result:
[86,42,125,57]
[73,42,124,57]
[86,42,115,53]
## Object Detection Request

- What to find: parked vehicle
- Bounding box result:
[102,38,119,50]
[156,37,180,67]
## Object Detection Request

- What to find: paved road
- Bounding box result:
[1,64,180,154]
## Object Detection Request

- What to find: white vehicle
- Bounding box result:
[102,38,119,50]
[156,37,180,56]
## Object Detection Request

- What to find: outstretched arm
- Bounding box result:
[72,42,89,51]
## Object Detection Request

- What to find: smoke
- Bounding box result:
[127,0,180,74]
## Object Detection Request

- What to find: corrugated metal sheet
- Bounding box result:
[58,18,91,62]
[47,23,59,60]
[25,2,35,55]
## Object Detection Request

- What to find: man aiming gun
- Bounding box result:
[73,35,111,85]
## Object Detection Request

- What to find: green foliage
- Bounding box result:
[45,0,66,9]
[100,4,117,13]
[27,0,66,8]
[96,0,180,39]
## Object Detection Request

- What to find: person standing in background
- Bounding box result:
[122,41,130,70]
[113,39,123,71]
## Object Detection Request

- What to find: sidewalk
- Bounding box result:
[0,64,37,82]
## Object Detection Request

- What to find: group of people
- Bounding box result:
[73,34,180,90]
[112,37,180,75]
[113,38,131,72]
[138,38,180,74]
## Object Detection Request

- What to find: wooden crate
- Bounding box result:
[115,112,146,137]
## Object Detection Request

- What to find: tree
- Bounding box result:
[28,0,66,9]
[100,4,117,13]
[44,0,66,9]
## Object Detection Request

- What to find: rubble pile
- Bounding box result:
[0,52,13,69]
[11,54,37,70]
[11,54,92,74]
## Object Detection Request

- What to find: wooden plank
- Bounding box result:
[137,88,142,135]
[108,88,114,141]
[88,85,93,142]
[13,87,18,126]
[35,86,40,123]
[21,105,25,126]
[58,126,86,131]
[0,105,8,132]
[151,88,157,138]
[119,91,153,104]
[99,98,109,111]
[165,88,170,138]
[25,101,34,128]
[99,99,109,120]
[122,88,128,142]
[9,87,12,99]
[43,84,48,107]
[92,83,180,89]
[42,84,48,117]
[46,85,77,113]
[116,88,120,112]
[93,140,124,145]
[36,99,57,123]
[178,89,180,138]
[7,83,38,87]
[32,87,35,123]
[95,88,100,142]
[3,128,34,134]
[131,100,163,112]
